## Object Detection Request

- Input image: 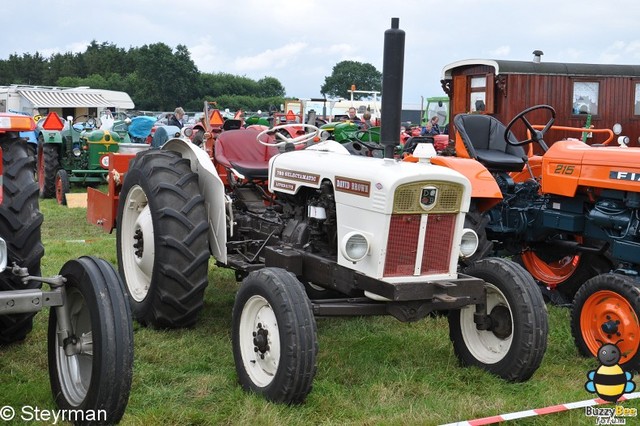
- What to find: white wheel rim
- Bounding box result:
[238,295,281,387]
[120,184,155,302]
[55,287,93,406]
[459,283,513,364]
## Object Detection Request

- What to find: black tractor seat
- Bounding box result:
[454,113,527,172]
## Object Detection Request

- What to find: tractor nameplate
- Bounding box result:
[274,168,320,184]
[610,171,640,182]
[335,176,370,197]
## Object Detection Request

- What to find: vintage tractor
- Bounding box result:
[88,19,548,404]
[0,112,133,422]
[434,104,640,370]
[37,112,122,204]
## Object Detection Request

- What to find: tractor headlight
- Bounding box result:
[73,146,82,157]
[459,228,479,258]
[0,238,7,272]
[340,232,370,263]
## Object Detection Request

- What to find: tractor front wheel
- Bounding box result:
[232,268,318,404]
[571,273,640,371]
[448,257,548,381]
[48,256,133,423]
[116,149,209,328]
[55,169,70,206]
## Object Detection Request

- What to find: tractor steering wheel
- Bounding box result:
[257,123,320,147]
[72,115,100,132]
[504,105,556,152]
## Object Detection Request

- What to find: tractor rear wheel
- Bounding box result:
[38,142,59,198]
[116,149,209,328]
[449,257,548,381]
[0,137,44,344]
[516,250,612,300]
[232,268,318,403]
[571,273,640,371]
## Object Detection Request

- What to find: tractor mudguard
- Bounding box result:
[431,156,502,211]
[162,138,228,263]
[39,129,63,143]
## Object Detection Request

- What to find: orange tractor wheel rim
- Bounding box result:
[520,250,580,287]
[580,290,640,365]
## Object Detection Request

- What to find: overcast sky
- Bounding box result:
[4,0,640,108]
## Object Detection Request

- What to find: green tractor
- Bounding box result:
[37,112,123,204]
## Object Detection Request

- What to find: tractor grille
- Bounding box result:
[384,213,456,277]
[393,181,462,214]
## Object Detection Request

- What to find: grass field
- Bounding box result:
[1,198,639,425]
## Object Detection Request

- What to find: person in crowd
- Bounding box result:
[346,107,361,122]
[361,111,373,129]
[168,107,185,128]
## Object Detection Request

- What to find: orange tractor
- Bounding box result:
[428,105,640,369]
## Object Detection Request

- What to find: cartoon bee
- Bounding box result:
[585,340,636,402]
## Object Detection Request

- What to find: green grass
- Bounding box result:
[1,198,639,425]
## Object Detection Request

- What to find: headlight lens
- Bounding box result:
[0,238,7,272]
[72,147,82,157]
[341,232,370,262]
[459,228,479,258]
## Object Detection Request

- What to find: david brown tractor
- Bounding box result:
[434,104,640,370]
[89,19,548,404]
[0,112,133,423]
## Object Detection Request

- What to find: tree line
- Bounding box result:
[0,41,286,112]
[0,41,384,113]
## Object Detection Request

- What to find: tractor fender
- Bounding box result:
[39,129,63,143]
[162,138,228,263]
[431,156,503,211]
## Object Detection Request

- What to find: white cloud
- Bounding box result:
[231,42,307,72]
[488,46,511,57]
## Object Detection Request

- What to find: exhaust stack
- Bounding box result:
[380,17,405,159]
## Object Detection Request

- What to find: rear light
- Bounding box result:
[0,114,36,132]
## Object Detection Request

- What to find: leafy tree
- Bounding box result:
[321,60,382,100]
[0,41,287,112]
[257,77,285,98]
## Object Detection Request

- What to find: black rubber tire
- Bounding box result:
[48,256,134,424]
[55,169,70,206]
[116,149,209,328]
[0,136,44,345]
[232,268,318,404]
[39,142,60,198]
[27,142,37,175]
[448,257,548,381]
[571,273,640,371]
[459,209,492,266]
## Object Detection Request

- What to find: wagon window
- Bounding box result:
[635,83,640,115]
[572,82,599,115]
[469,76,486,112]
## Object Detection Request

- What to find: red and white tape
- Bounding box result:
[442,392,640,425]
